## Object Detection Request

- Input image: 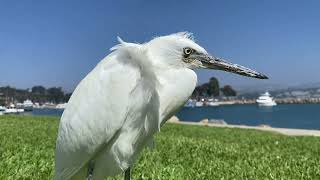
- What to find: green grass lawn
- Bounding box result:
[0,115,319,180]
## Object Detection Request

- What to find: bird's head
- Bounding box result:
[146,32,268,79]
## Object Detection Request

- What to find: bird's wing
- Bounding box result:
[55,51,146,180]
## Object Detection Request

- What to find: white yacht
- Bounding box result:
[56,103,68,109]
[3,104,24,114]
[195,101,204,107]
[195,99,205,107]
[4,108,24,114]
[256,92,277,106]
[0,106,6,111]
[23,99,34,111]
[207,98,220,107]
[0,106,5,115]
[184,99,196,108]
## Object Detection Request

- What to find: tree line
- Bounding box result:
[0,86,71,105]
[191,77,237,99]
[0,77,235,105]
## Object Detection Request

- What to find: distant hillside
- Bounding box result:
[239,86,320,99]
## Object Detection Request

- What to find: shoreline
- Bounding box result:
[167,117,320,137]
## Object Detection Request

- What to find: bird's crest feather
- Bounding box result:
[110,36,140,51]
[173,32,194,41]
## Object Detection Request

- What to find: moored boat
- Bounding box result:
[0,106,6,111]
[23,100,34,111]
[256,92,277,106]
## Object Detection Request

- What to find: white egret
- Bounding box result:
[55,32,267,180]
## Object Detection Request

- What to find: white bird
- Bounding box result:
[55,32,267,180]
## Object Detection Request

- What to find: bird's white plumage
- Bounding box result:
[55,32,198,180]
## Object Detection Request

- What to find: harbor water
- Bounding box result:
[24,104,320,130]
[176,104,320,130]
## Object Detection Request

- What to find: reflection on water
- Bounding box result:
[257,106,274,113]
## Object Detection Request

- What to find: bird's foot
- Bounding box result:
[86,162,94,180]
[124,167,131,180]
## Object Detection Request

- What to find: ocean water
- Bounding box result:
[176,104,320,130]
[25,108,64,117]
[28,104,320,130]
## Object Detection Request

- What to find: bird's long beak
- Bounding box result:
[197,54,268,79]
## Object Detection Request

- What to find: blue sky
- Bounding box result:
[1,0,320,92]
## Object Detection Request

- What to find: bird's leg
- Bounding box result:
[86,162,94,180]
[124,167,131,180]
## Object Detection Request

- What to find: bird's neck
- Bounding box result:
[155,68,197,124]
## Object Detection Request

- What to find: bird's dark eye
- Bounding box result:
[183,47,193,57]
